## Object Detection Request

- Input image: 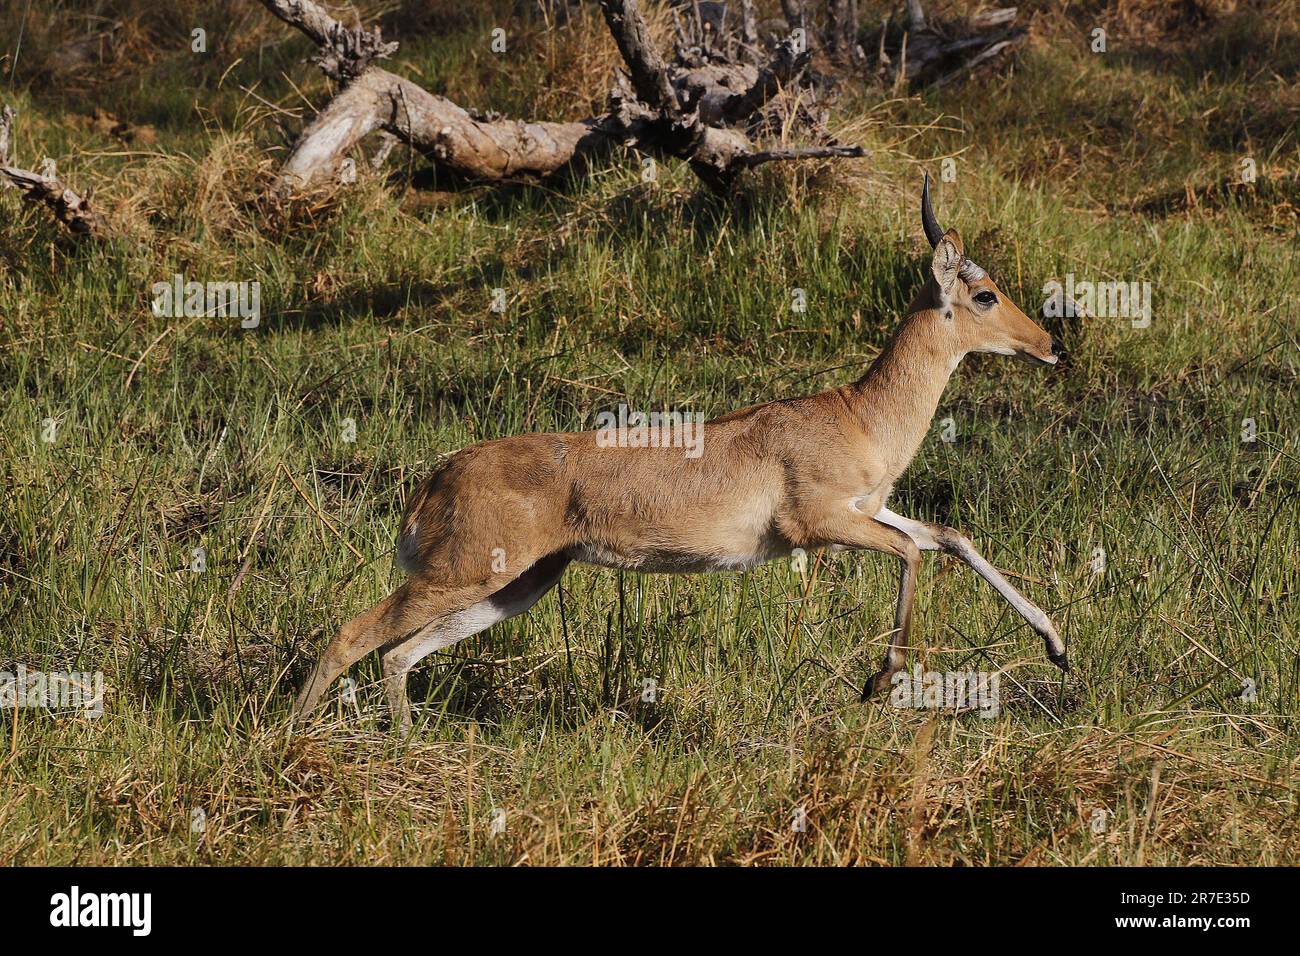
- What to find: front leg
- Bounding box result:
[875,507,1068,670]
[803,505,923,700]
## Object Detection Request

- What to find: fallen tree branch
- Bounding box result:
[929,38,1019,88]
[258,0,863,195]
[720,36,810,123]
[0,104,11,162]
[881,1,1026,86]
[0,105,110,239]
[275,64,608,192]
[259,0,398,81]
[735,142,864,170]
[778,0,1025,89]
[601,0,681,113]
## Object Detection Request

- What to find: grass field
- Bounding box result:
[1,0,1297,865]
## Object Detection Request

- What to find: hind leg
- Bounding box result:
[381,552,570,734]
[293,578,498,721]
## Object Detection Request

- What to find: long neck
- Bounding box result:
[844,311,963,477]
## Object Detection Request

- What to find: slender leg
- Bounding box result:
[875,506,1067,669]
[381,552,570,734]
[293,578,498,721]
[864,536,922,700]
[804,508,922,700]
[379,603,499,736]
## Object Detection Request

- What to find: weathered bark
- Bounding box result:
[885,2,1026,87]
[826,0,863,65]
[776,0,1024,89]
[277,67,607,191]
[0,105,110,239]
[259,0,863,195]
[740,0,759,50]
[930,38,1019,88]
[259,0,398,82]
[730,34,809,120]
[780,0,808,39]
[602,0,681,113]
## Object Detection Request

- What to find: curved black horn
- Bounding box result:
[921,171,945,248]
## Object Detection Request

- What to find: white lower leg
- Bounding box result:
[875,507,1066,661]
[380,555,570,730]
[380,603,509,729]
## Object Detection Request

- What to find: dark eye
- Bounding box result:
[974,290,997,306]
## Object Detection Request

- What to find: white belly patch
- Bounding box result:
[568,542,790,574]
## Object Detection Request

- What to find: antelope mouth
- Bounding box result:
[1018,349,1058,367]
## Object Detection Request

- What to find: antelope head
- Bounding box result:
[920,173,1059,367]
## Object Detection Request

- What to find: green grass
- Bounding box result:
[0,0,1297,864]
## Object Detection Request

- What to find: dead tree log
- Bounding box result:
[774,1,1024,88]
[278,66,608,188]
[0,104,111,238]
[258,0,863,195]
[827,0,865,65]
[867,1,1027,87]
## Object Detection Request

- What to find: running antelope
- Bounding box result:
[294,176,1067,732]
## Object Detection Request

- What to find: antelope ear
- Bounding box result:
[931,234,962,295]
[942,228,964,257]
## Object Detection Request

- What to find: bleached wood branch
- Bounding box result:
[0,105,110,239]
[258,0,863,195]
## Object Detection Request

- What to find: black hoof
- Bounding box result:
[1048,649,1069,673]
[859,670,892,702]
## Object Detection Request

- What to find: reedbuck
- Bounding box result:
[294,175,1067,732]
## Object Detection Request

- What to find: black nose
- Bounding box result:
[1050,336,1070,368]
